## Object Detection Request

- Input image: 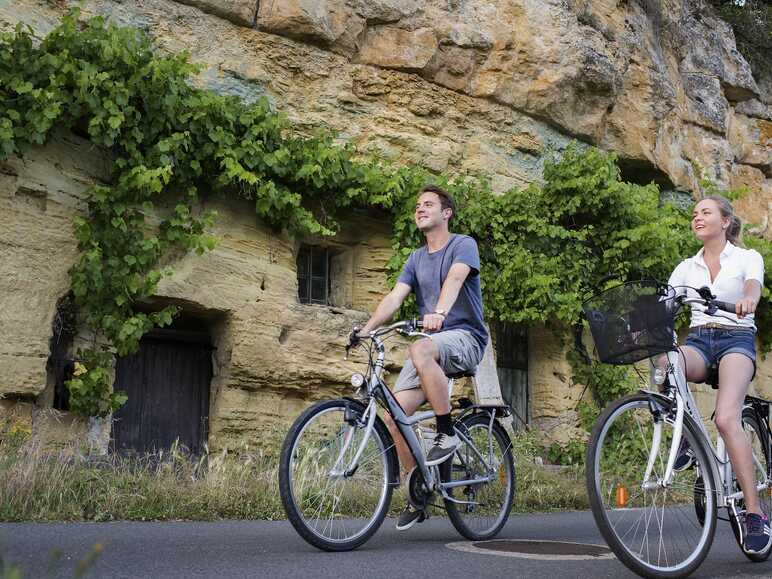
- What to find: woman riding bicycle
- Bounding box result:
[668,194,767,553]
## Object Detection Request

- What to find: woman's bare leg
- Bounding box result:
[677,345,709,383]
[715,353,760,514]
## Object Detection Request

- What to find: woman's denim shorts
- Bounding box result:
[685,326,757,383]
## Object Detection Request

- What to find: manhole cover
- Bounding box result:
[446,539,614,561]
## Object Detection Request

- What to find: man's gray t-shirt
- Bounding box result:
[397,234,488,351]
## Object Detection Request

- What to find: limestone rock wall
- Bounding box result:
[4,0,762,212]
[528,324,587,446]
[0,134,109,397]
[0,134,397,450]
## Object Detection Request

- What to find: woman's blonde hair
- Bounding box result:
[700,194,743,246]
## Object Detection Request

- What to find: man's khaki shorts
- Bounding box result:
[393,329,483,393]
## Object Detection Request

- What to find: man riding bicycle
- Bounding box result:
[353,184,488,531]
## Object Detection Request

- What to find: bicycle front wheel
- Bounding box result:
[441,413,515,540]
[279,399,395,551]
[587,393,717,578]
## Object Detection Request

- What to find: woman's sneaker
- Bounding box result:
[744,512,772,553]
[396,504,426,531]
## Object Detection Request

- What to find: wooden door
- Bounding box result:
[113,331,212,454]
[492,322,529,430]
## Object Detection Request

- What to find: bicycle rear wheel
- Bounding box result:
[587,393,717,578]
[727,410,772,562]
[279,399,395,551]
[441,413,515,540]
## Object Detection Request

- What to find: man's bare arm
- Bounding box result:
[423,263,471,331]
[359,282,412,334]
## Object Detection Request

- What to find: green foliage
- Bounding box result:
[568,351,640,410]
[64,350,127,418]
[746,234,772,352]
[709,0,771,82]
[547,440,586,466]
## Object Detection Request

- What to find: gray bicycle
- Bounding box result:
[278,319,515,551]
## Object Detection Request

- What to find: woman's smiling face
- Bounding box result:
[692,198,728,242]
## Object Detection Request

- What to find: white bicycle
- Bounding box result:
[584,281,772,578]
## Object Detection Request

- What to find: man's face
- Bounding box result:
[414,192,450,232]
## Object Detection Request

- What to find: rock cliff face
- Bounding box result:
[1,0,770,449]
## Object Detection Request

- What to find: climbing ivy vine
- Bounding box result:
[1,11,769,420]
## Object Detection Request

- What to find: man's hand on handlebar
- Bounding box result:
[422,313,445,332]
[347,326,364,350]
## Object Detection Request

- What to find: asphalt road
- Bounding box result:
[2,511,771,579]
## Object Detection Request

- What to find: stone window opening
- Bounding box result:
[297,244,353,308]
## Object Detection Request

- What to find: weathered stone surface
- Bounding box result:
[728,111,772,172]
[175,0,256,27]
[347,0,420,24]
[736,99,772,122]
[357,26,437,71]
[528,325,587,447]
[0,133,108,397]
[257,0,365,54]
[7,0,764,196]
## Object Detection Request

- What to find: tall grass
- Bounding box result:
[0,432,285,522]
[0,428,587,522]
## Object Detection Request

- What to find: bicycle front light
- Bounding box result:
[350,373,365,388]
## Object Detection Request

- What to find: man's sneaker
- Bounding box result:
[395,504,426,531]
[425,432,460,466]
[673,438,694,472]
[744,513,772,553]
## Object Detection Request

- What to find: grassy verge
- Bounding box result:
[0,429,587,522]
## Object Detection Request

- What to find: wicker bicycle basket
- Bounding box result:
[582,281,679,365]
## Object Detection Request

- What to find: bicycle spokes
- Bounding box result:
[588,395,717,577]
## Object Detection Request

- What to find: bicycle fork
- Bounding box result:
[328,398,378,479]
[642,390,685,490]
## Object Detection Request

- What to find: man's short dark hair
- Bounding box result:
[420,185,455,225]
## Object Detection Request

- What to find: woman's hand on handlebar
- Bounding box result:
[736,296,758,319]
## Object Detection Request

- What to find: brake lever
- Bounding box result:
[697,285,715,301]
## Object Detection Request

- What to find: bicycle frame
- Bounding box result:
[335,325,503,504]
[642,347,772,509]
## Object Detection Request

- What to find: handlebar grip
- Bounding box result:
[713,300,736,314]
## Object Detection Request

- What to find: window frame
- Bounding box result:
[297,245,331,305]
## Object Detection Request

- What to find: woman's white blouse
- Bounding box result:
[668,241,764,330]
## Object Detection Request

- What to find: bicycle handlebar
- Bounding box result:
[681,285,736,316]
[711,300,737,314]
[345,319,425,356]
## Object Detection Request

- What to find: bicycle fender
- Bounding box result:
[341,397,401,486]
[455,405,510,424]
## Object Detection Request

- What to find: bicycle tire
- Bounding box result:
[587,393,718,578]
[441,413,515,541]
[279,398,396,551]
[727,411,772,562]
